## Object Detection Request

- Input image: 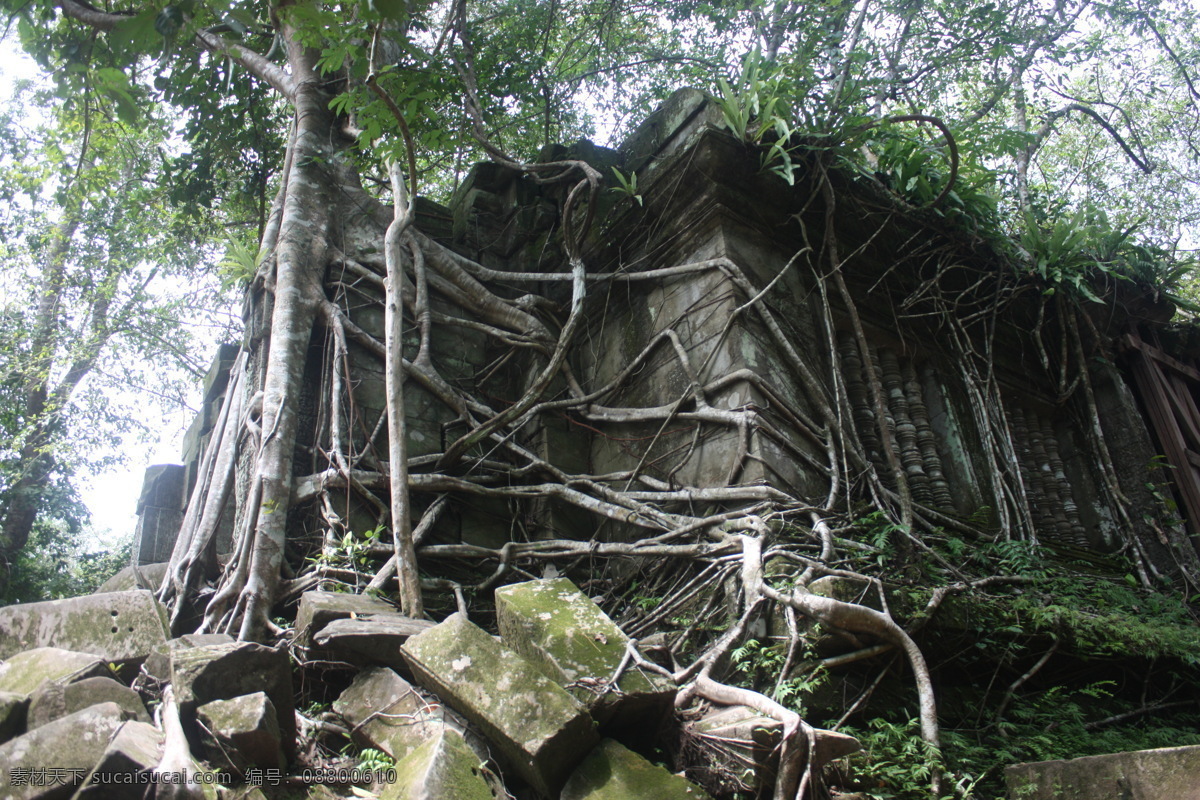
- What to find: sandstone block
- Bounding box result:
[0,648,110,698]
[96,562,169,594]
[142,633,235,683]
[197,691,284,773]
[1005,744,1200,799]
[0,591,169,664]
[27,676,149,730]
[74,720,165,799]
[294,590,402,648]
[379,729,499,800]
[562,738,713,800]
[494,578,673,731]
[170,641,295,760]
[333,667,441,761]
[0,702,131,800]
[312,615,434,669]
[401,612,598,795]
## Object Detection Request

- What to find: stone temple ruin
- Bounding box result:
[3,89,1200,798]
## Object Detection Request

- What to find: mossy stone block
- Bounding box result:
[562,738,713,800]
[0,701,131,800]
[197,691,284,773]
[27,676,149,730]
[294,590,399,648]
[0,590,169,664]
[494,578,673,729]
[380,730,498,800]
[333,667,441,761]
[0,648,110,698]
[400,612,598,796]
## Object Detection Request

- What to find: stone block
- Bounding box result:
[333,667,442,761]
[294,590,401,648]
[142,633,235,683]
[1005,744,1200,799]
[133,465,186,566]
[312,615,434,669]
[74,720,165,799]
[0,648,110,697]
[562,738,713,800]
[27,676,149,730]
[170,641,295,761]
[400,612,598,795]
[197,691,284,774]
[96,562,169,594]
[0,702,132,800]
[0,689,26,743]
[202,343,239,404]
[494,578,673,733]
[379,729,499,800]
[0,590,169,664]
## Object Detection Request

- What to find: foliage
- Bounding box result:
[0,516,132,604]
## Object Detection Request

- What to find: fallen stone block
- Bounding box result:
[74,720,165,799]
[0,648,110,698]
[1005,744,1200,800]
[96,562,169,594]
[333,667,442,761]
[494,578,673,733]
[294,590,401,648]
[142,632,236,683]
[0,701,132,800]
[379,729,499,800]
[27,676,149,731]
[0,590,169,664]
[0,689,26,743]
[197,691,284,774]
[170,641,295,761]
[401,612,599,795]
[562,738,713,800]
[313,615,434,669]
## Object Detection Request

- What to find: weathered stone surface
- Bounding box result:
[170,641,295,760]
[97,562,169,594]
[333,667,442,761]
[133,464,186,566]
[74,720,165,799]
[0,590,169,664]
[0,689,26,743]
[294,590,401,648]
[0,648,109,698]
[682,705,781,796]
[400,612,598,795]
[380,729,498,800]
[562,738,713,800]
[1005,744,1200,799]
[142,633,235,683]
[197,691,284,773]
[494,578,673,731]
[27,676,149,730]
[312,615,434,668]
[0,702,131,800]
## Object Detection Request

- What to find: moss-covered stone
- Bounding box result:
[379,730,499,800]
[400,612,598,796]
[197,691,284,773]
[293,590,400,648]
[562,738,713,800]
[494,578,673,735]
[27,676,149,730]
[0,701,131,800]
[333,667,442,761]
[0,648,109,698]
[0,590,169,664]
[170,641,295,761]
[74,720,165,799]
